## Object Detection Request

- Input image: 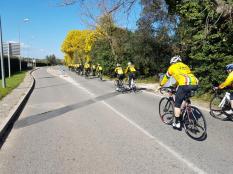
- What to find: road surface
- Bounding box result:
[0,67,232,174]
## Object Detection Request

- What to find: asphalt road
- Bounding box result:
[0,67,232,174]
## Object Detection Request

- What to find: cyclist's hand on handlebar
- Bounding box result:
[213,86,219,91]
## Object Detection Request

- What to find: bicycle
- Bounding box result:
[159,87,207,140]
[114,78,126,92]
[97,71,103,81]
[84,68,90,78]
[129,78,137,92]
[210,88,233,121]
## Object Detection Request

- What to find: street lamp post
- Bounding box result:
[0,16,6,88]
[19,18,30,71]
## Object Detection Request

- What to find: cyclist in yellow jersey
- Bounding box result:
[160,56,199,129]
[84,62,91,77]
[92,64,96,76]
[215,64,233,110]
[97,64,103,72]
[96,63,103,79]
[125,62,136,89]
[114,63,124,91]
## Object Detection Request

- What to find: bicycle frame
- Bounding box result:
[218,92,230,108]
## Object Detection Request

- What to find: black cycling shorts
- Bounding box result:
[175,85,198,108]
[129,73,136,80]
[117,74,124,80]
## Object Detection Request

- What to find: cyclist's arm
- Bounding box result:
[219,75,233,89]
[125,66,129,74]
[160,69,172,86]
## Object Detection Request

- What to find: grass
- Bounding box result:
[0,71,27,100]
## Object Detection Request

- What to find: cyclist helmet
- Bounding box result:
[170,55,182,64]
[117,63,120,67]
[225,63,233,71]
[128,62,131,66]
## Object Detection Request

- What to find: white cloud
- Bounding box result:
[8,40,19,44]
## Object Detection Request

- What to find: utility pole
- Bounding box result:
[0,16,6,88]
[8,42,11,77]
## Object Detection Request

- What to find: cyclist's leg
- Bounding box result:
[132,73,136,87]
[120,74,124,87]
[230,92,233,109]
[128,74,132,88]
[116,75,120,90]
[174,86,188,128]
[175,88,185,117]
[180,85,198,109]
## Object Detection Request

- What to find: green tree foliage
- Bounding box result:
[46,54,57,65]
[61,0,233,94]
[174,0,233,92]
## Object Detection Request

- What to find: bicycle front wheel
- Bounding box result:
[183,106,207,140]
[210,94,228,120]
[159,97,174,125]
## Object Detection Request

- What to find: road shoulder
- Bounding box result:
[0,69,36,143]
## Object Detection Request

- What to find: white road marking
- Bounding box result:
[47,68,207,174]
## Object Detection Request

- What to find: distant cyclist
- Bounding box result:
[96,63,103,79]
[159,56,199,129]
[125,62,136,89]
[84,62,91,77]
[114,63,124,91]
[92,64,96,76]
[215,63,233,112]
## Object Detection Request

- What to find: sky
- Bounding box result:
[0,0,141,59]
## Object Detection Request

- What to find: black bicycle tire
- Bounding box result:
[183,106,207,140]
[209,94,228,120]
[159,97,174,125]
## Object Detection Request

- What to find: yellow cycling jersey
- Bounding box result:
[97,66,103,71]
[84,63,90,69]
[114,67,124,75]
[125,65,136,74]
[160,62,198,86]
[219,71,233,89]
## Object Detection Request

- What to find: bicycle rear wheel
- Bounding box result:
[210,94,229,120]
[183,106,207,140]
[159,97,174,125]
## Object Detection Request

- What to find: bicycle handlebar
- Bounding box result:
[159,86,176,95]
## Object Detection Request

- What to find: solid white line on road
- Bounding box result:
[47,68,207,174]
[102,101,206,174]
[102,101,155,139]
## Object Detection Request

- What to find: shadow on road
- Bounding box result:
[36,76,57,79]
[14,91,121,129]
[34,83,71,90]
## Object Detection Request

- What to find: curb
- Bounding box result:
[0,68,38,147]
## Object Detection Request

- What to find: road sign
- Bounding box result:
[3,42,20,57]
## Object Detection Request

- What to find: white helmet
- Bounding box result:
[128,62,131,66]
[117,63,120,67]
[170,55,181,64]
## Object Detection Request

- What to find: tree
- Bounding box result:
[46,54,57,65]
[61,30,98,64]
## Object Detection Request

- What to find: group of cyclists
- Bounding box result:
[158,55,233,129]
[68,55,233,130]
[69,61,137,92]
[68,62,103,79]
[114,62,137,91]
